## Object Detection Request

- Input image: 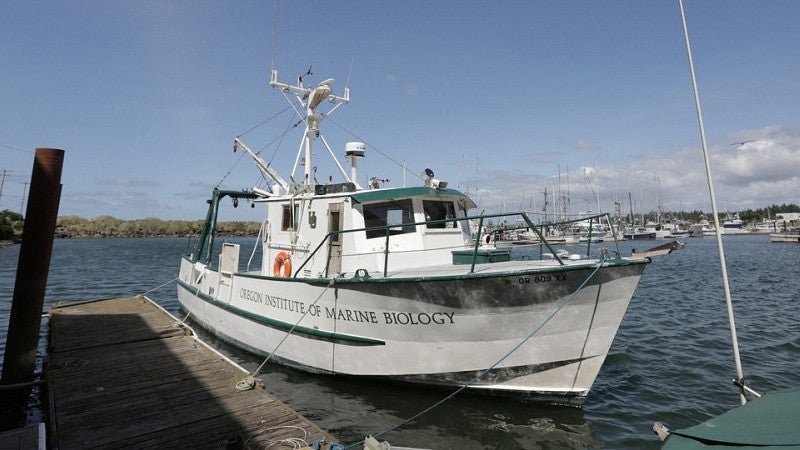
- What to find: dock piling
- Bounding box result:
[1,148,64,430]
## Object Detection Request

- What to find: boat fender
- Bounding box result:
[273,251,292,277]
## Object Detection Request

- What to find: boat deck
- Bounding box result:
[46,296,340,449]
[338,256,638,280]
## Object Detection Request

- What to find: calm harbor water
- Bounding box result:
[1,235,799,449]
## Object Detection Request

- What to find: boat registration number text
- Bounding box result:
[517,274,566,284]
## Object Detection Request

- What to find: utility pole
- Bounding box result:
[19,180,30,216]
[0,169,11,208]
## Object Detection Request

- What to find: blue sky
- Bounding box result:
[1,1,798,220]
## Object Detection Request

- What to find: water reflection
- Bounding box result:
[189,321,600,449]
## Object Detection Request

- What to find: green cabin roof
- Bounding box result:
[350,186,476,208]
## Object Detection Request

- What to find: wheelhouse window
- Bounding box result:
[363,199,416,239]
[423,200,457,229]
[282,204,299,231]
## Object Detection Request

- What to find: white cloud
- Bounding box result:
[470,124,800,214]
[384,74,418,96]
[102,178,157,187]
[576,139,599,150]
[713,126,800,185]
[403,82,418,96]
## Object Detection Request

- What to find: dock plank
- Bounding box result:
[0,424,42,449]
[46,296,339,449]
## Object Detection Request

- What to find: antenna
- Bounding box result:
[345,57,354,91]
[270,0,278,72]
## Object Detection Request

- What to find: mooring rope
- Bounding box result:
[237,278,337,391]
[135,276,195,326]
[138,277,178,297]
[343,256,608,448]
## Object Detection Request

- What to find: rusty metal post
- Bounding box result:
[1,148,64,428]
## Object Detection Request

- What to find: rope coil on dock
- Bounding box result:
[235,376,257,391]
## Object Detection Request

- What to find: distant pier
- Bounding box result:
[44,296,339,449]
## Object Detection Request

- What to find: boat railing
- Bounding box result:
[294,211,621,278]
[192,188,260,266]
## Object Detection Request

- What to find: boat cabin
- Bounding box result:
[258,185,478,278]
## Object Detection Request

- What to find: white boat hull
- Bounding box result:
[178,257,646,403]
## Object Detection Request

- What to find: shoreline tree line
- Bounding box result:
[0,211,260,242]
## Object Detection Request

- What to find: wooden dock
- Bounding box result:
[46,296,340,449]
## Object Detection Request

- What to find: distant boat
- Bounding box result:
[544,234,581,245]
[572,220,607,242]
[718,212,751,235]
[689,218,715,237]
[751,219,777,234]
[669,229,691,239]
[176,65,651,404]
[623,229,657,240]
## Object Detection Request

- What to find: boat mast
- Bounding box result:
[656,176,663,225]
[269,69,355,189]
[679,0,747,405]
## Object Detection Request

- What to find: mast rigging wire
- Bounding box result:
[215,105,297,189]
[326,116,428,184]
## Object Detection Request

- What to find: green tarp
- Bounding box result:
[662,387,800,449]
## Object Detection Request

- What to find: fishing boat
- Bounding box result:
[176,68,650,403]
[719,212,750,235]
[623,228,657,240]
